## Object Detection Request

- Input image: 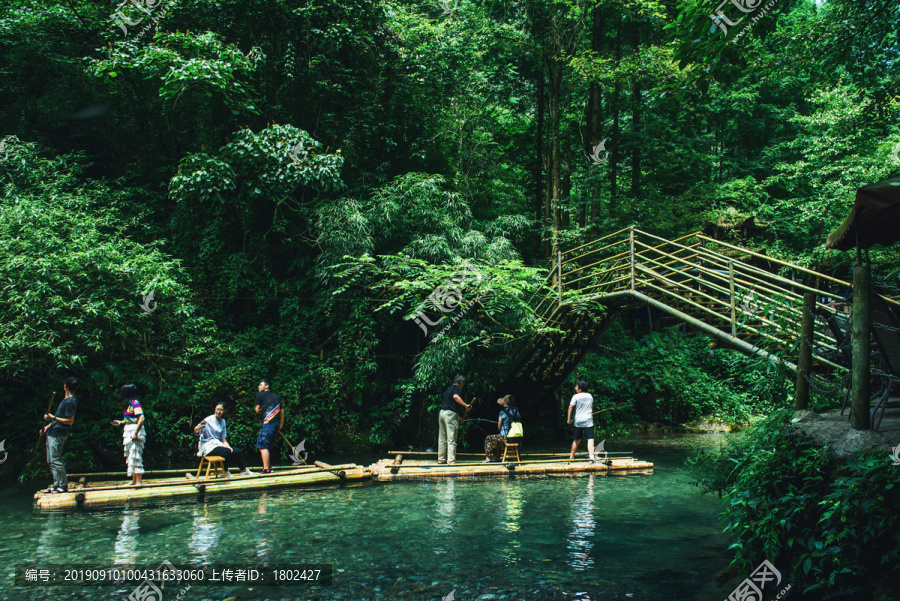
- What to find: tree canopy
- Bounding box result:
[1,0,898,467]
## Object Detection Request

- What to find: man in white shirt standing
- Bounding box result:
[567,381,595,460]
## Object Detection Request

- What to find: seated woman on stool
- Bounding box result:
[483,395,522,462]
[194,402,256,477]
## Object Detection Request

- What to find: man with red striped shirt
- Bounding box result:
[254,379,283,474]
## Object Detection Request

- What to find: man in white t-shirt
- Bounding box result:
[567,381,595,460]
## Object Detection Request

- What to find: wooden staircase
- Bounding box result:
[504,227,861,398]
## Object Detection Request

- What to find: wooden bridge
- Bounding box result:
[506,227,859,402]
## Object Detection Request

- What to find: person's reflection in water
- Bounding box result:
[432,479,456,539]
[113,508,140,565]
[499,479,524,564]
[253,493,271,563]
[567,475,596,571]
[188,506,222,565]
[34,512,66,564]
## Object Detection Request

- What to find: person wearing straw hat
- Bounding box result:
[42,377,79,493]
[254,378,283,474]
[483,395,522,463]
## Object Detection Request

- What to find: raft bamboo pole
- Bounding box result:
[36,468,372,509]
[84,465,328,487]
[376,462,655,481]
[380,457,638,470]
[67,465,305,479]
[49,465,361,495]
[386,451,634,457]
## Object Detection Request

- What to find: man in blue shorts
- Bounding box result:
[254,379,283,474]
[567,380,596,460]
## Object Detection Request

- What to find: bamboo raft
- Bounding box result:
[34,463,372,510]
[370,452,653,481]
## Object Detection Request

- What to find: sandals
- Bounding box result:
[48,487,68,494]
[259,468,273,474]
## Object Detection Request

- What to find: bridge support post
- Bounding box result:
[850,265,871,430]
[794,292,815,410]
[629,226,635,290]
[729,260,736,337]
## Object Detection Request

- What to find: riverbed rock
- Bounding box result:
[682,418,742,433]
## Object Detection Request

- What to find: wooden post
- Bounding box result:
[851,265,871,430]
[794,291,815,410]
[629,225,635,290]
[558,250,563,300]
[729,260,736,337]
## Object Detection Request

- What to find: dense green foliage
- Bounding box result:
[685,413,900,596]
[572,322,798,429]
[1,0,898,474]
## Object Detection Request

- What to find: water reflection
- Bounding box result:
[432,479,455,534]
[567,475,596,571]
[33,513,65,563]
[498,479,524,564]
[254,494,270,562]
[188,506,222,564]
[0,439,734,601]
[113,509,140,564]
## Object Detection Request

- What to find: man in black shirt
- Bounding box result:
[254,379,283,474]
[438,375,471,464]
[42,377,79,493]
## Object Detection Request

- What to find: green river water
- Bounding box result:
[0,435,735,601]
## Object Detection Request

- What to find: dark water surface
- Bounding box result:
[0,435,734,601]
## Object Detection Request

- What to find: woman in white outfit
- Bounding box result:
[110,383,146,486]
[193,402,255,477]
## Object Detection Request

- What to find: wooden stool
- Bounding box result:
[502,441,520,463]
[197,455,227,479]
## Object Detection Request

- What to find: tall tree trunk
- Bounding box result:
[631,23,641,199]
[563,149,572,228]
[610,12,621,213]
[548,58,563,259]
[588,1,604,230]
[538,70,548,257]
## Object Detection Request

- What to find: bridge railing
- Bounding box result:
[551,227,873,372]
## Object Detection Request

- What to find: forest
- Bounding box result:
[1,0,898,469]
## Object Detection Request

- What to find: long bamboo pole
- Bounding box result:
[20,392,55,481]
